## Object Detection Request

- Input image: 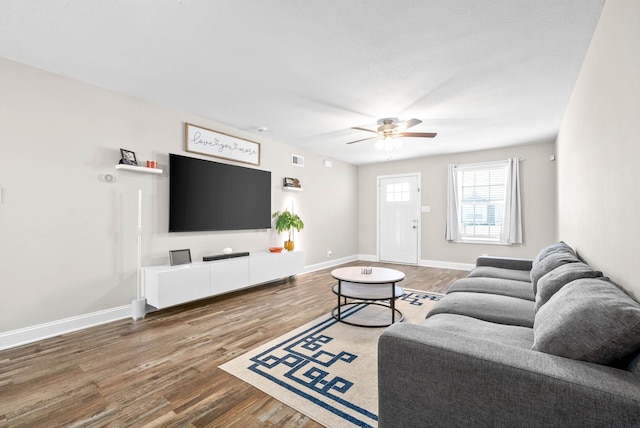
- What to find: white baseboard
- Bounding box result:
[332,254,476,271]
[356,254,474,271]
[420,259,474,271]
[357,254,378,262]
[303,255,359,273]
[0,305,132,351]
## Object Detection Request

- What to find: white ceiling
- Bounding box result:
[0,1,604,165]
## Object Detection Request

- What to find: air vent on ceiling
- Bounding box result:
[292,155,304,167]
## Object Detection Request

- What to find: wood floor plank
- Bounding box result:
[0,261,467,427]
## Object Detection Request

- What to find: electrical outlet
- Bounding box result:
[327,250,332,258]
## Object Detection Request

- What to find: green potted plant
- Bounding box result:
[272,209,304,251]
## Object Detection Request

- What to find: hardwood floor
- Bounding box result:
[0,261,467,427]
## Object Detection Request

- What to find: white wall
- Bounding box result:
[557,0,640,298]
[0,57,358,333]
[358,141,558,265]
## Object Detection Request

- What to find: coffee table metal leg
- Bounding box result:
[391,282,395,323]
[337,280,342,321]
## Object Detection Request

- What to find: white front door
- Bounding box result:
[378,174,420,264]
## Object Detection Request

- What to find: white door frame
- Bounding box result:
[376,172,421,264]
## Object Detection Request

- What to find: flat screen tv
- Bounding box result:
[169,153,272,232]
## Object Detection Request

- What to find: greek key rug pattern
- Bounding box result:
[220,290,441,427]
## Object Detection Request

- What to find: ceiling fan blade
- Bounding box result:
[399,132,437,138]
[351,126,379,134]
[396,118,422,131]
[346,136,378,145]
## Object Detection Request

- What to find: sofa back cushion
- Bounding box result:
[535,262,603,312]
[532,241,575,267]
[533,278,640,367]
[530,251,580,294]
[467,266,532,284]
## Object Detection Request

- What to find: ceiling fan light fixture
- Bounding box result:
[376,136,398,152]
[347,117,434,147]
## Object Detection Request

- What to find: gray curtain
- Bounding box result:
[500,157,523,244]
[445,164,460,241]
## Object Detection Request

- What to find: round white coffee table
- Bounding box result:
[330,266,406,327]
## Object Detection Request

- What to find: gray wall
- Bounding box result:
[0,57,358,332]
[358,141,558,265]
[557,0,640,298]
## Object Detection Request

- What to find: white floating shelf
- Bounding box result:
[282,186,303,192]
[115,164,163,175]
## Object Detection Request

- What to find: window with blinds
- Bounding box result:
[457,162,507,240]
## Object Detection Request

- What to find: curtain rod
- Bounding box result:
[451,158,523,169]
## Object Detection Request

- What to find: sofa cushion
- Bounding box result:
[421,313,534,349]
[448,277,535,301]
[467,266,531,283]
[475,256,533,271]
[532,241,575,266]
[535,262,603,312]
[427,292,535,328]
[533,278,640,367]
[530,251,580,294]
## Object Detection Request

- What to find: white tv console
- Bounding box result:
[143,251,304,309]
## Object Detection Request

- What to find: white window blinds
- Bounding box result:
[446,158,522,244]
[458,162,506,240]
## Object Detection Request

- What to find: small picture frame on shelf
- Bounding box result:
[120,148,138,166]
[283,177,301,188]
[169,249,192,266]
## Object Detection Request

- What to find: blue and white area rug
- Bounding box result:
[220,290,442,427]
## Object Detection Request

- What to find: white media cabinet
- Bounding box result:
[143,251,304,309]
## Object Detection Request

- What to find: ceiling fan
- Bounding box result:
[346,118,437,145]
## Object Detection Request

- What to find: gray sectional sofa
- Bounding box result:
[378,242,640,427]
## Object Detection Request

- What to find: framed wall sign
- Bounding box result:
[185,123,261,166]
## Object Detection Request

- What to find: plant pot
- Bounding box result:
[284,240,294,251]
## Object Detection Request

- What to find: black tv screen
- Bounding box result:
[169,154,272,232]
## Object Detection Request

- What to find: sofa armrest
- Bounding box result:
[475,255,532,271]
[378,323,640,428]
